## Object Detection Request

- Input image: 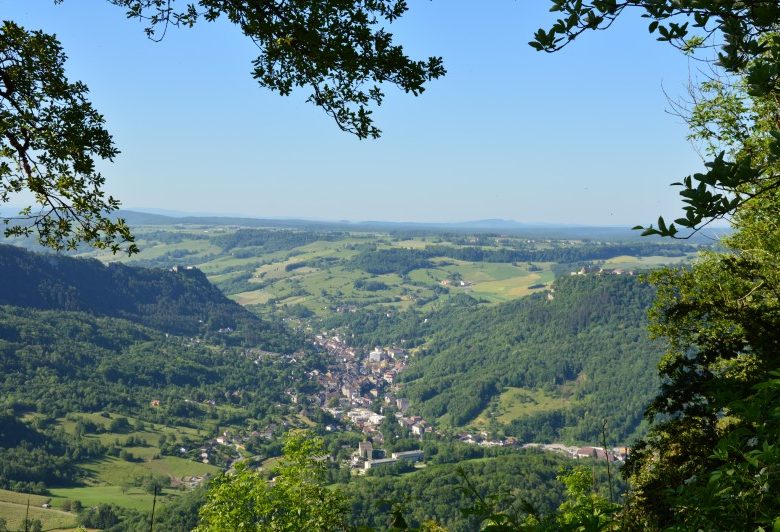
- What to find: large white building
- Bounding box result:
[391,450,424,462]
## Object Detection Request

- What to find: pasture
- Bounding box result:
[44,412,219,510]
[472,387,571,427]
[601,254,696,270]
[47,485,173,511]
[0,499,78,531]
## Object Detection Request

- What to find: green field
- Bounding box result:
[425,259,555,303]
[0,489,50,507]
[467,271,554,302]
[231,251,557,314]
[601,254,696,270]
[38,412,221,512]
[57,412,207,445]
[47,485,175,512]
[0,489,79,531]
[4,410,235,524]
[472,387,571,427]
[145,456,220,478]
[78,454,218,488]
[78,227,565,317]
[88,226,226,265]
[0,501,78,531]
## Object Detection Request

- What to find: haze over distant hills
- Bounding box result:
[113,209,726,242]
[0,206,729,242]
[129,208,572,228]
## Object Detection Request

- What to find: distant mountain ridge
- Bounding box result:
[115,210,543,230]
[115,210,704,240]
[0,244,298,351]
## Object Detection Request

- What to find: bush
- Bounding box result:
[109,417,131,433]
[119,449,135,462]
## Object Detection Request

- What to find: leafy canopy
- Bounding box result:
[0,21,135,253]
[196,430,350,531]
[621,105,780,528]
[105,0,445,140]
[532,2,780,528]
[619,192,780,529]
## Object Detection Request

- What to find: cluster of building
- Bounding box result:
[452,434,630,463]
[172,325,636,477]
[197,424,280,466]
[309,334,433,446]
[394,411,433,438]
[570,266,637,276]
[439,278,472,287]
[456,431,519,447]
[522,443,629,462]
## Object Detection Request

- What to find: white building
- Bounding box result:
[364,458,397,470]
[368,348,384,362]
[391,450,424,462]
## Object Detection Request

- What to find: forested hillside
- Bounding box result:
[0,306,309,491]
[0,244,298,351]
[0,245,309,501]
[400,275,660,442]
[345,451,581,531]
[0,307,298,420]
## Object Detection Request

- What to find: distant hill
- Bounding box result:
[400,274,661,443]
[0,244,298,352]
[116,209,725,241]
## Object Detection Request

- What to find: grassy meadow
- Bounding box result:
[0,489,79,530]
[0,412,221,526]
[0,501,79,531]
[225,246,558,315]
[601,254,696,270]
[472,387,572,429]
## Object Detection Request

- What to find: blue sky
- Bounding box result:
[5,1,706,225]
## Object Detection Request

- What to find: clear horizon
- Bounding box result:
[120,206,731,230]
[6,1,707,227]
[127,205,625,226]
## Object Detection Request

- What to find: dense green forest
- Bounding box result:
[0,244,298,351]
[344,451,616,531]
[0,305,307,492]
[0,307,302,420]
[320,274,661,443]
[0,414,93,493]
[394,275,660,442]
[0,245,310,497]
[323,306,435,348]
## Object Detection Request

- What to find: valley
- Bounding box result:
[0,215,704,530]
